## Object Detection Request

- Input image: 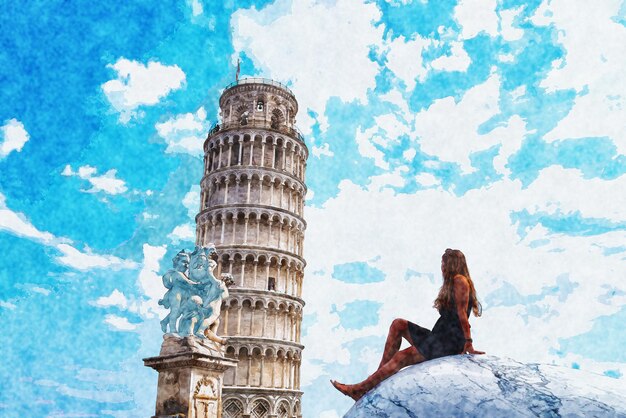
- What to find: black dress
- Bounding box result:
[407,292,472,360]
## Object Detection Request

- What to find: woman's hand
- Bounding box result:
[463,342,485,355]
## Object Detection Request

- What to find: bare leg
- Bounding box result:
[332,346,425,401]
[378,318,413,369]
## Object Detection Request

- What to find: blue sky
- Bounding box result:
[1,0,626,416]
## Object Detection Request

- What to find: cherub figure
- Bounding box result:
[185,245,233,344]
[158,250,197,334]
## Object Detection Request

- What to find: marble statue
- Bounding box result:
[195,269,234,344]
[158,250,196,334]
[158,245,233,345]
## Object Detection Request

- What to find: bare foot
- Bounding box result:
[330,380,362,402]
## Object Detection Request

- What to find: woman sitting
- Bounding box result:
[331,248,485,401]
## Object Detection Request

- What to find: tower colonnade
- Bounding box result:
[200,170,306,218]
[203,132,307,182]
[196,208,306,258]
[197,78,307,418]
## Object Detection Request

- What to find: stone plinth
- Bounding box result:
[144,335,237,418]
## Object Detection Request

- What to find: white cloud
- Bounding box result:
[430,41,471,72]
[0,119,29,158]
[1,192,138,271]
[302,165,626,383]
[136,244,168,319]
[182,185,201,218]
[167,186,200,245]
[532,0,626,155]
[454,0,499,40]
[142,212,159,220]
[413,73,528,174]
[31,286,51,296]
[415,172,440,187]
[102,58,186,122]
[499,6,525,42]
[374,113,410,143]
[403,148,416,161]
[0,300,17,310]
[55,244,138,271]
[62,165,128,195]
[355,125,389,169]
[104,314,138,331]
[190,0,203,16]
[312,143,334,158]
[380,89,411,121]
[155,107,208,156]
[91,289,128,309]
[89,245,170,323]
[498,53,515,62]
[0,192,59,245]
[385,34,430,91]
[367,167,408,192]
[167,223,196,244]
[231,0,383,133]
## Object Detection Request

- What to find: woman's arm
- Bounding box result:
[453,275,485,355]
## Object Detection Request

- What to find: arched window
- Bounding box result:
[223,398,244,418]
[271,109,283,129]
[276,401,291,418]
[251,399,270,418]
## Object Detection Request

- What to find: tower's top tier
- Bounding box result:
[218,78,299,133]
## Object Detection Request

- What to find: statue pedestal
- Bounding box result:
[144,334,237,418]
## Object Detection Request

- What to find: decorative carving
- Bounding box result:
[194,375,218,397]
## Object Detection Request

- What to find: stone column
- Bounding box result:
[252,261,259,288]
[226,140,233,167]
[222,307,229,336]
[223,180,229,204]
[246,177,252,203]
[231,216,237,245]
[261,307,267,336]
[240,259,245,287]
[272,307,278,339]
[270,354,277,388]
[259,355,265,387]
[238,137,244,165]
[236,305,242,335]
[246,355,252,386]
[248,138,255,165]
[217,142,223,169]
[250,307,256,336]
[144,336,237,418]
[256,218,261,245]
[219,217,226,244]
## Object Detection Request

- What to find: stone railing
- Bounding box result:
[208,120,306,144]
[223,78,295,96]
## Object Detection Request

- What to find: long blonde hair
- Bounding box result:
[433,249,482,317]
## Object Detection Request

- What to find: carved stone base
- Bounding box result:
[144,335,238,418]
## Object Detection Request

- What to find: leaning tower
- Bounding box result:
[196,78,308,418]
